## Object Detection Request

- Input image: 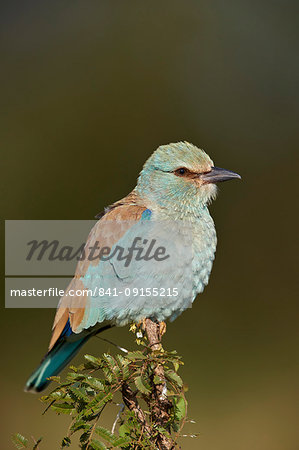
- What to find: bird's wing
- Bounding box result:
[48,200,147,350]
[49,196,195,350]
[73,211,194,334]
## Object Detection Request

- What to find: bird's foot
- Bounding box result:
[130,319,147,344]
[133,319,166,346]
[159,321,167,337]
[135,318,147,331]
[138,319,166,336]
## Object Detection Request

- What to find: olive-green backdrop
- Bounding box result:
[1,1,298,449]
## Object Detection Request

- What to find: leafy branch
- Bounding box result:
[13,319,197,449]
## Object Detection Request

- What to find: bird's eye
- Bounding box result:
[174,167,188,176]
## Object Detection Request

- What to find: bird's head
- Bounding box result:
[137,142,241,214]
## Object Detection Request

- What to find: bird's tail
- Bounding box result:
[24,334,90,393]
[24,324,113,393]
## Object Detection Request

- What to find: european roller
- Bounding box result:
[25,142,240,392]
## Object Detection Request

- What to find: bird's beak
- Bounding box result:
[201,166,241,184]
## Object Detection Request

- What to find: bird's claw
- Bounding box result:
[159,321,167,336]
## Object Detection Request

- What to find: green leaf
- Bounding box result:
[88,438,107,449]
[134,375,151,395]
[11,433,28,449]
[102,353,117,369]
[102,366,114,383]
[40,394,50,403]
[41,390,65,402]
[70,419,91,432]
[102,354,121,379]
[79,431,91,445]
[51,402,76,415]
[116,354,130,380]
[165,370,183,388]
[85,391,113,415]
[172,360,180,372]
[48,375,60,383]
[126,351,146,360]
[68,386,90,403]
[93,428,132,448]
[67,372,87,382]
[84,354,101,368]
[173,396,186,422]
[84,376,105,391]
[61,436,71,447]
[112,436,133,447]
[95,426,117,444]
[118,423,130,437]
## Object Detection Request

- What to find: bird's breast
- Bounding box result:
[190,212,217,297]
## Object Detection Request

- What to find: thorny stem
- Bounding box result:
[121,318,176,450]
[144,318,175,450]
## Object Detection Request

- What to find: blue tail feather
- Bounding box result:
[24,334,90,392]
[25,322,113,393]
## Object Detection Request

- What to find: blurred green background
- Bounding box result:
[1,1,299,449]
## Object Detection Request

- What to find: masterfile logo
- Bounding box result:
[5,220,193,308]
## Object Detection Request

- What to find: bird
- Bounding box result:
[25,141,241,392]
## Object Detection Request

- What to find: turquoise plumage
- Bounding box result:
[25,141,240,392]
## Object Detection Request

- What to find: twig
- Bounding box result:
[111,403,125,434]
[94,335,128,353]
[121,382,152,436]
[144,318,176,450]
